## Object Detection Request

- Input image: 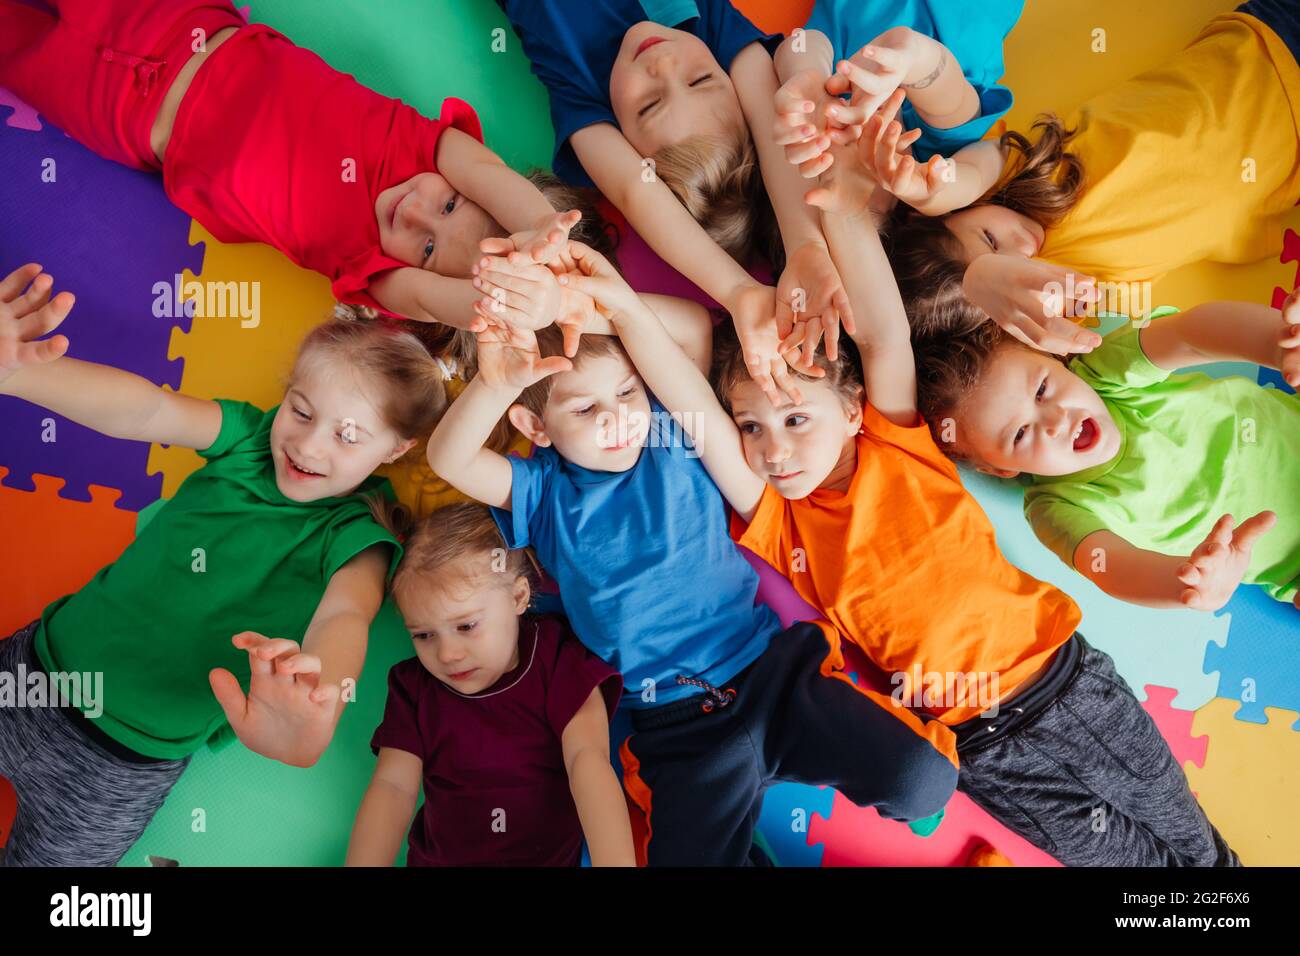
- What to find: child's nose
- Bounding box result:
[1044,407,1070,439]
[765,439,791,463]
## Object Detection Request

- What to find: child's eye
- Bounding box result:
[442,196,456,215]
[984,230,998,251]
[785,414,808,427]
[1013,425,1027,446]
[618,385,639,399]
[738,422,759,435]
[1035,378,1047,401]
[689,73,713,87]
[293,407,310,421]
[637,98,661,118]
[411,632,430,641]
[422,238,435,263]
[574,404,595,416]
[456,621,477,633]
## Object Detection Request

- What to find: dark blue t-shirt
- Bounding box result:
[498,0,780,185]
[491,400,781,708]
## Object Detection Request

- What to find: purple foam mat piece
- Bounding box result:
[0,120,204,510]
[0,87,41,131]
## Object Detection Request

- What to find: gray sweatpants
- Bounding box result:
[0,620,189,866]
[955,635,1240,867]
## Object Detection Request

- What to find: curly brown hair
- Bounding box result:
[885,114,1087,341]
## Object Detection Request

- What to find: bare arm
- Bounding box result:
[820,209,917,425]
[425,375,519,510]
[561,688,636,867]
[1139,294,1297,374]
[301,543,391,699]
[368,268,485,331]
[345,747,423,866]
[904,139,1005,216]
[434,128,561,235]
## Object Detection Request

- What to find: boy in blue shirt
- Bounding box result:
[426,297,958,866]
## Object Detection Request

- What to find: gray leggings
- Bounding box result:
[0,621,189,866]
[956,635,1240,867]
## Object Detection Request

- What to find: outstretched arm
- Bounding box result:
[1139,290,1300,387]
[562,688,636,867]
[0,265,222,450]
[346,747,423,866]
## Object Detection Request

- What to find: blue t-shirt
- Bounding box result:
[491,402,781,708]
[805,0,1023,160]
[499,0,781,185]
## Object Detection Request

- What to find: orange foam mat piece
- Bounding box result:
[0,466,137,635]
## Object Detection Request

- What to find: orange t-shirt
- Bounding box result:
[730,402,1081,725]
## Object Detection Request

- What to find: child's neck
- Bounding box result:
[817,436,859,494]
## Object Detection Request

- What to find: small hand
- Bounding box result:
[1278,286,1300,388]
[730,284,807,407]
[209,632,337,768]
[774,69,838,178]
[1176,512,1277,611]
[776,242,855,363]
[556,240,646,321]
[485,209,583,269]
[854,91,945,208]
[472,254,564,333]
[823,26,921,131]
[472,317,573,393]
[962,254,1104,354]
[0,263,73,384]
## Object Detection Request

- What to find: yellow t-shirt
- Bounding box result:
[1031,12,1300,285]
[376,376,533,518]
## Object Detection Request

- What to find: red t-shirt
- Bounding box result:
[370,616,622,867]
[164,24,483,311]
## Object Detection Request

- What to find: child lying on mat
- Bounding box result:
[868,0,1300,355]
[0,263,440,866]
[915,291,1300,611]
[0,0,588,332]
[346,503,632,868]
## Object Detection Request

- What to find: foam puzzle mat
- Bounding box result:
[1,0,1296,866]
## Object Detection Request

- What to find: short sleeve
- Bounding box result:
[321,512,403,584]
[804,0,852,66]
[198,399,271,460]
[903,84,1013,161]
[862,401,959,478]
[1070,322,1174,396]
[330,248,414,314]
[728,484,788,572]
[1024,490,1109,571]
[490,451,558,550]
[370,661,426,759]
[693,0,783,68]
[542,627,622,738]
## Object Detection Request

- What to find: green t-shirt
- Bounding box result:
[1024,322,1300,603]
[35,400,402,759]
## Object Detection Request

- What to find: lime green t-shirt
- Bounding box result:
[1024,322,1300,604]
[34,400,402,759]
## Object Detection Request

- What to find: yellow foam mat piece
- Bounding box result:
[1185,699,1300,866]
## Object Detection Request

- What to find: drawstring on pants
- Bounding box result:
[99,45,165,96]
[675,675,737,713]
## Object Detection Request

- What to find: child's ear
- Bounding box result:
[387,437,418,463]
[507,404,551,447]
[974,463,1020,479]
[511,574,532,615]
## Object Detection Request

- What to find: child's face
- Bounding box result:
[959,345,1121,477]
[397,560,529,695]
[517,351,652,474]
[608,23,746,158]
[374,172,498,277]
[945,205,1045,263]
[270,357,416,502]
[727,377,862,499]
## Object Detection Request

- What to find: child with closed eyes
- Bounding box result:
[346,502,632,867]
[0,264,444,866]
[0,0,584,331]
[864,0,1300,355]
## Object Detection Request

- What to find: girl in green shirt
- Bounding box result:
[0,262,444,866]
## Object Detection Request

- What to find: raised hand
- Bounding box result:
[962,254,1104,354]
[1176,512,1278,611]
[854,91,947,208]
[774,68,838,178]
[0,263,72,384]
[1278,287,1300,388]
[472,253,564,333]
[209,632,339,767]
[472,315,573,394]
[729,284,809,407]
[822,27,924,132]
[488,209,583,269]
[775,242,855,364]
[557,240,646,321]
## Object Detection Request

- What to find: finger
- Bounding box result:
[776,120,819,147]
[531,355,574,382]
[801,318,825,368]
[875,88,907,128]
[10,272,53,319]
[474,297,534,330]
[747,355,782,407]
[255,638,302,660]
[1232,510,1277,551]
[17,291,75,343]
[785,134,832,166]
[558,317,583,358]
[209,668,248,729]
[798,151,835,179]
[826,123,864,146]
[278,653,322,677]
[804,186,834,210]
[858,42,907,75]
[478,236,516,256]
[477,269,540,301]
[308,681,342,709]
[898,127,924,152]
[771,359,804,406]
[0,263,44,302]
[823,73,852,97]
[233,631,276,677]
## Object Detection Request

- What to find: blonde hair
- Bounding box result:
[289,318,447,442]
[368,500,539,603]
[654,134,782,270]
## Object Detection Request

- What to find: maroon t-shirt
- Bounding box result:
[371,616,621,866]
